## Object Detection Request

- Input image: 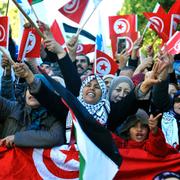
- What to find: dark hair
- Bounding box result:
[116,109,150,140]
[75,54,90,65]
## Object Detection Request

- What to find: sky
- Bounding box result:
[7,0,124,46]
[0,0,124,87]
[33,0,124,46]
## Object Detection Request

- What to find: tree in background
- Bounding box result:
[0,1,20,43]
[118,0,176,55]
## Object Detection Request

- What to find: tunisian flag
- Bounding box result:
[115,149,180,180]
[50,20,65,46]
[143,10,171,42]
[164,31,180,55]
[93,50,118,76]
[0,16,9,48]
[18,27,41,61]
[110,31,139,58]
[59,0,89,24]
[76,44,95,55]
[0,145,79,179]
[168,0,180,37]
[109,14,137,37]
[0,145,179,179]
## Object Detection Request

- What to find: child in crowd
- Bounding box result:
[113,109,178,157]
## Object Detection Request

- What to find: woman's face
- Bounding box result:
[25,89,40,108]
[82,79,102,104]
[104,77,113,92]
[129,121,149,142]
[174,96,180,115]
[168,84,177,98]
[110,82,131,103]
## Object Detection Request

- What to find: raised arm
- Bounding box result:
[38,21,81,96]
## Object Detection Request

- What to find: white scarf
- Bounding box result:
[161,111,179,148]
[66,75,110,143]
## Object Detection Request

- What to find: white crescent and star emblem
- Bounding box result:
[26,32,36,53]
[125,37,133,53]
[113,18,130,34]
[96,57,111,75]
[33,144,79,180]
[76,44,83,53]
[149,16,164,33]
[0,25,5,42]
[174,39,180,52]
[63,0,80,14]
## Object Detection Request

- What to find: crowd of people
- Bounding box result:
[0,19,179,177]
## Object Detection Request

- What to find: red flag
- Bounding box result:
[143,11,171,42]
[0,146,179,179]
[50,20,65,46]
[0,145,79,179]
[109,15,137,37]
[168,0,180,15]
[168,0,180,37]
[76,43,95,55]
[0,16,9,48]
[110,32,139,58]
[0,145,180,180]
[115,149,180,180]
[18,27,41,61]
[163,31,180,55]
[59,0,89,24]
[93,50,118,76]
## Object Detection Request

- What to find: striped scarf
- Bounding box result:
[66,75,110,143]
[78,75,110,125]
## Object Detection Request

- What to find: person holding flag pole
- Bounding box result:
[12,0,45,39]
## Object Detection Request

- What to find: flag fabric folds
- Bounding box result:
[0,16,9,48]
[76,44,95,55]
[0,145,79,179]
[62,23,96,42]
[109,15,137,37]
[108,14,138,58]
[59,0,89,24]
[50,20,65,46]
[18,27,41,61]
[0,145,179,179]
[40,74,122,180]
[168,0,180,37]
[143,11,171,42]
[114,149,180,180]
[93,50,118,76]
[143,1,180,42]
[163,31,180,55]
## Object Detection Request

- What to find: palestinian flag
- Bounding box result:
[63,23,96,42]
[40,73,122,180]
[28,0,43,5]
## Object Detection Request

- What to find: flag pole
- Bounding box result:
[30,5,39,21]
[142,22,150,37]
[151,35,158,46]
[12,0,45,39]
[76,1,103,37]
[5,0,10,16]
